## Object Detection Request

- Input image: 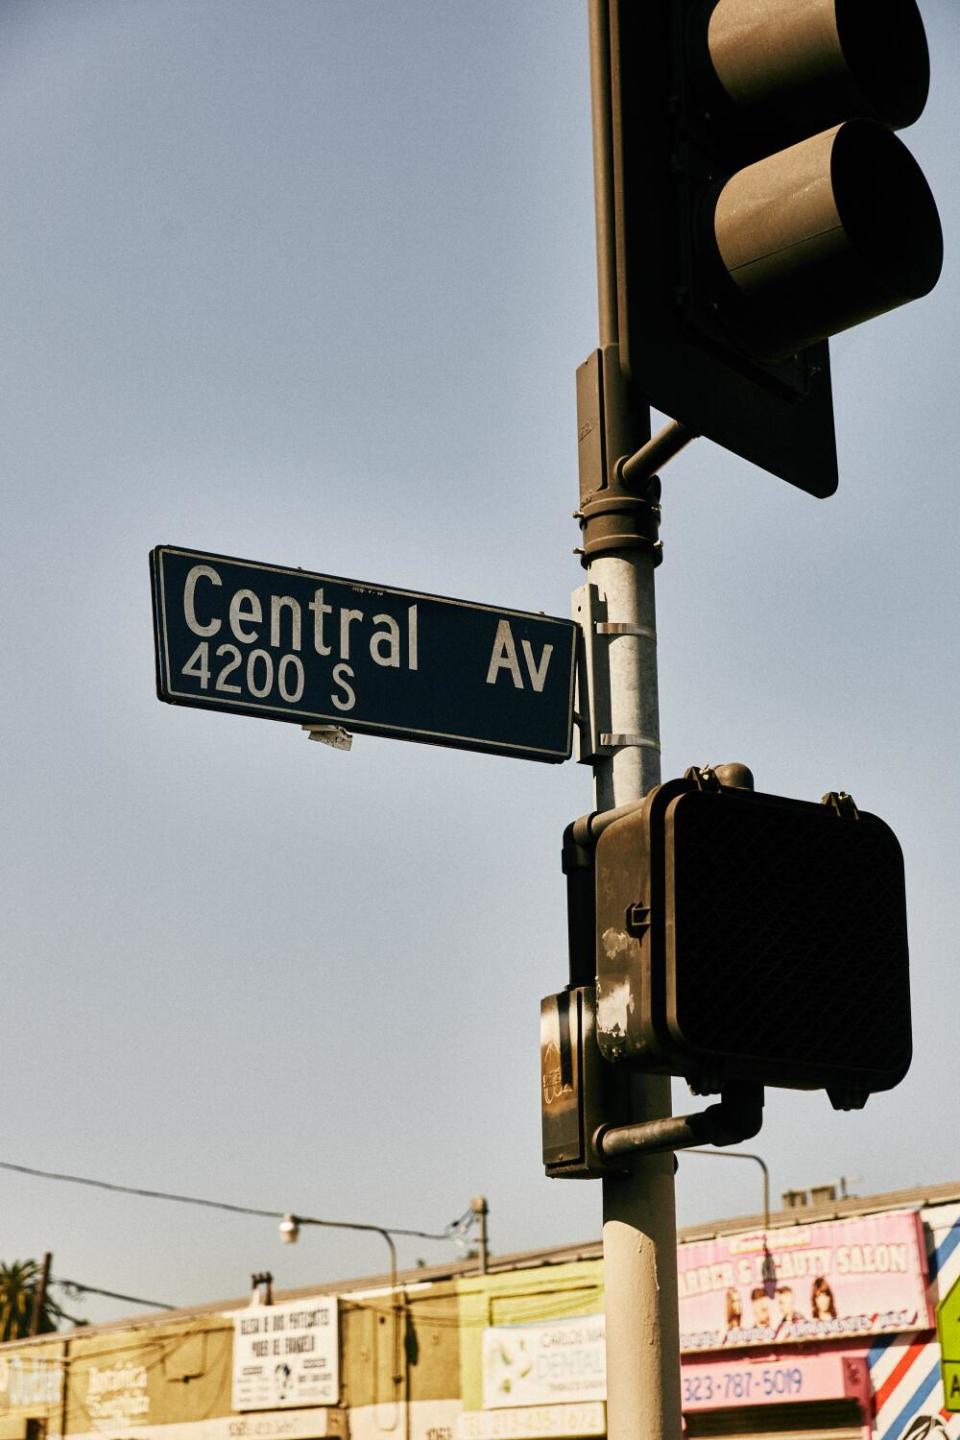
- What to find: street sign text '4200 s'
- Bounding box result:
[151,547,576,762]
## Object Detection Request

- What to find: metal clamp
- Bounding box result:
[575,349,665,567]
[684,764,723,792]
[303,725,353,752]
[600,733,660,750]
[573,583,662,764]
[596,621,658,640]
[684,762,756,792]
[822,790,860,819]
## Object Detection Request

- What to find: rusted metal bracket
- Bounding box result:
[596,1084,764,1163]
[303,724,353,752]
[822,789,860,819]
[684,762,756,792]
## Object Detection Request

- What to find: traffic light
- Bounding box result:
[606,0,943,496]
[586,770,911,1109]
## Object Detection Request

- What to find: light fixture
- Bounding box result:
[279,1214,300,1245]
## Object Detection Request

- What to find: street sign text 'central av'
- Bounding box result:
[151,546,576,762]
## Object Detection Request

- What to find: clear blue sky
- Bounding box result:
[1,0,958,1324]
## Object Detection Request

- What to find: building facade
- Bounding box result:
[1,1182,957,1440]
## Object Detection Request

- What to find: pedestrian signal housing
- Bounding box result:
[584,773,911,1109]
[606,0,943,496]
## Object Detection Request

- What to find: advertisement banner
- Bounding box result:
[232,1298,338,1411]
[678,1209,930,1353]
[0,1345,64,1422]
[482,1316,605,1409]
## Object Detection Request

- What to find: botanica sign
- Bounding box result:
[678,1209,930,1352]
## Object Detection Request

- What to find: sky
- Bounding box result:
[1,0,958,1327]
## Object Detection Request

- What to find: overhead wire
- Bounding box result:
[52,1278,177,1311]
[0,1157,474,1243]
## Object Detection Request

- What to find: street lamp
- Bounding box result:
[278,1201,487,1274]
[277,1212,401,1311]
[275,1204,485,1405]
[686,1148,777,1286]
[686,1148,769,1230]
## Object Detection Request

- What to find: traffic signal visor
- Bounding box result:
[702,0,943,359]
[609,0,943,494]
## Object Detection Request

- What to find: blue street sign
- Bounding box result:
[151,547,577,762]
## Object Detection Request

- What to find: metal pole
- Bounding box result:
[287,1216,401,1387]
[621,420,698,489]
[470,1196,489,1275]
[686,1148,771,1232]
[29,1252,52,1337]
[585,4,682,1438]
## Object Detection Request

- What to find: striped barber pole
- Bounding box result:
[870,1205,960,1440]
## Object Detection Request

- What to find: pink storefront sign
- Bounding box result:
[681,1353,870,1412]
[678,1208,930,1352]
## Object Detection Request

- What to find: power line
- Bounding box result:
[0,1157,471,1244]
[52,1278,176,1311]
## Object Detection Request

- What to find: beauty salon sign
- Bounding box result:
[678,1208,930,1352]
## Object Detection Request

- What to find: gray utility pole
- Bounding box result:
[577,2,683,1437]
[28,1252,52,1337]
[470,1195,490,1274]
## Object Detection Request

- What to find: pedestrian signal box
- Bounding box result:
[588,775,911,1108]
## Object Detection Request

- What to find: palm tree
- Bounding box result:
[0,1260,69,1341]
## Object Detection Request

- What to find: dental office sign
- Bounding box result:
[232,1296,339,1411]
[151,546,576,762]
[678,1208,930,1353]
[482,1314,606,1409]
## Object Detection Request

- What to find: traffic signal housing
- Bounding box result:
[607,0,943,496]
[584,772,911,1109]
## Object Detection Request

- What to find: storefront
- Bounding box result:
[457,1260,606,1440]
[3,1182,960,1440]
[675,1199,960,1440]
[452,1192,960,1440]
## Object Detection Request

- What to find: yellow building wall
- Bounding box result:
[456,1262,604,1413]
[338,1279,461,1409]
[404,1287,460,1405]
[62,1317,233,1435]
[0,1337,67,1440]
